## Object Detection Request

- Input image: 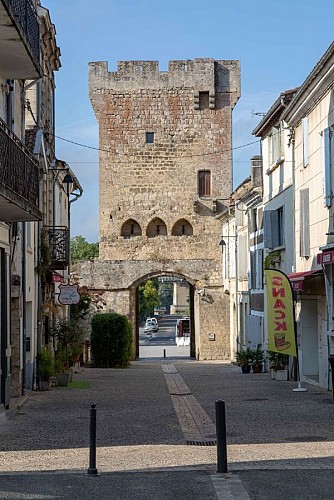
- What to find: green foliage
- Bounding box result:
[91,313,132,368]
[139,279,159,324]
[249,344,265,365]
[268,350,289,370]
[70,289,91,321]
[158,282,173,312]
[235,347,253,366]
[36,347,54,380]
[35,233,52,283]
[264,250,281,269]
[71,235,99,265]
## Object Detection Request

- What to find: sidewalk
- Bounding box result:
[0,359,333,499]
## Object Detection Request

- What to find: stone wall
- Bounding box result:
[85,57,240,360]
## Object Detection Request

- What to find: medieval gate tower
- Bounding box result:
[80,58,240,360]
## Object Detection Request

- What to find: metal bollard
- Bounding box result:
[87,403,99,476]
[164,349,166,358]
[215,400,228,473]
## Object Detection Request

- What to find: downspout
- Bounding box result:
[36,78,42,359]
[21,223,26,394]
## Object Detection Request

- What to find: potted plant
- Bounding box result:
[250,345,265,373]
[268,351,289,380]
[36,347,54,391]
[235,347,253,373]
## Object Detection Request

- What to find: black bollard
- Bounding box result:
[215,400,228,473]
[87,403,99,476]
[164,349,166,358]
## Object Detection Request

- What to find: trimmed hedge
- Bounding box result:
[91,313,132,368]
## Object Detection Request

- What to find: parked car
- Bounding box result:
[144,319,159,334]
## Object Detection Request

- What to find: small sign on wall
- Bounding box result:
[208,333,215,341]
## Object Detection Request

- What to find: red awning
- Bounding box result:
[46,270,65,283]
[287,270,322,291]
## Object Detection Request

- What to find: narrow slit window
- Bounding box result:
[199,92,209,110]
[146,132,154,144]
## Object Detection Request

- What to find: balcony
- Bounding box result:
[0,117,42,221]
[0,0,41,79]
[43,226,69,270]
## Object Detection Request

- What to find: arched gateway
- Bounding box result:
[78,58,240,360]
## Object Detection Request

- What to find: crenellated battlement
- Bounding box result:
[89,58,240,95]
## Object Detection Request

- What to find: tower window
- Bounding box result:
[199,92,209,110]
[146,132,154,144]
[198,170,211,197]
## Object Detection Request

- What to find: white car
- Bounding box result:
[144,318,159,334]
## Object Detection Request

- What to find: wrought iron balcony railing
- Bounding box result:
[43,226,69,270]
[0,117,41,221]
[1,0,40,75]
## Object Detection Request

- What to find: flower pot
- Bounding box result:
[241,365,251,374]
[271,369,276,380]
[252,364,263,373]
[275,369,289,381]
[39,379,51,391]
[56,372,71,386]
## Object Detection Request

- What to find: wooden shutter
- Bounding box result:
[263,210,279,249]
[300,188,310,257]
[323,127,332,207]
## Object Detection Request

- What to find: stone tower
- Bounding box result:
[80,58,240,360]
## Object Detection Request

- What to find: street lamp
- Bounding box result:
[219,235,239,354]
[62,173,74,284]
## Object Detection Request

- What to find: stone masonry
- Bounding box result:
[79,58,240,360]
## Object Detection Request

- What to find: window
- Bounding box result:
[146,132,154,144]
[269,125,281,164]
[199,92,209,110]
[300,189,310,257]
[250,248,263,289]
[198,170,211,197]
[263,207,284,249]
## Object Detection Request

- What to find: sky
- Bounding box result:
[42,0,334,243]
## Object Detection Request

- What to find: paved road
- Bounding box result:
[0,360,333,499]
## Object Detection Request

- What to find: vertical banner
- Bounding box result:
[265,269,297,357]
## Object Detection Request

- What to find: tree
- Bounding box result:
[70,235,99,265]
[139,279,159,324]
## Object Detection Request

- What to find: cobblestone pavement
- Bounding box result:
[0,358,333,499]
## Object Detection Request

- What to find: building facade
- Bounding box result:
[79,58,240,360]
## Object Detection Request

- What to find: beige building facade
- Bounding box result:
[80,58,240,360]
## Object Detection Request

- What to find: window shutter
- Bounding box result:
[302,117,309,167]
[323,127,332,207]
[300,188,310,257]
[263,210,279,249]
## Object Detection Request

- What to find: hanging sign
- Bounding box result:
[58,284,80,305]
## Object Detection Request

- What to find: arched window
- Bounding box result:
[171,219,193,236]
[198,170,211,197]
[121,219,142,238]
[146,218,167,238]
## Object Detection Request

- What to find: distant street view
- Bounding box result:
[139,315,190,358]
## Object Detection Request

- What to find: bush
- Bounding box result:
[91,313,132,368]
[36,347,54,381]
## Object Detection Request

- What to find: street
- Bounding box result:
[0,361,333,499]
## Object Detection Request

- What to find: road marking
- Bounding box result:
[162,364,216,442]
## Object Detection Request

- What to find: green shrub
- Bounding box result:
[91,313,132,368]
[36,347,54,380]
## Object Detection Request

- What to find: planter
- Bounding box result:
[56,372,71,386]
[39,379,51,391]
[271,369,276,380]
[241,365,251,374]
[252,364,263,374]
[275,369,289,381]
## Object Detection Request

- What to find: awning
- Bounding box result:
[46,270,65,284]
[288,270,323,291]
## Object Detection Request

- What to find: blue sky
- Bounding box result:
[43,0,334,242]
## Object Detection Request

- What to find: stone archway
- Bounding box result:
[77,258,231,361]
[129,271,196,359]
